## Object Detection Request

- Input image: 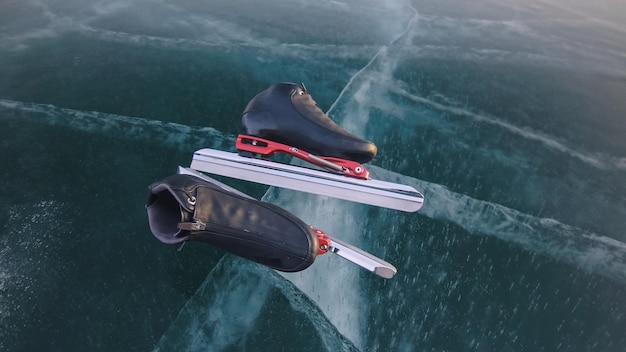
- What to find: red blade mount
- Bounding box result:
[236,134,370,180]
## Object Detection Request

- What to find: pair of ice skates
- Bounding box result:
[146,83,423,278]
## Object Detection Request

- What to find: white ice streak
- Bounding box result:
[272,190,368,349]
[328,4,419,135]
[327,47,387,118]
[0,99,233,150]
[77,22,378,62]
[265,2,421,349]
[0,0,271,51]
[371,165,626,283]
[387,86,626,171]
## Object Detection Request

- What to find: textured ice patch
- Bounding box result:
[0,200,67,350]
[371,165,626,283]
[387,86,626,172]
[153,255,359,352]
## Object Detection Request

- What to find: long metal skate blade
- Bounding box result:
[189,148,424,212]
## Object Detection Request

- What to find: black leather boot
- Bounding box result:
[146,174,318,272]
[242,82,377,164]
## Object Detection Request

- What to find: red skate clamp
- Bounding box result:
[236,134,370,180]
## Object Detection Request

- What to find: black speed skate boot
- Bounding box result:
[146,173,319,272]
[241,82,377,164]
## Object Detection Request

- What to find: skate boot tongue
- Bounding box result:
[242,82,377,164]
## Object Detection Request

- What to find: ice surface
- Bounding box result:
[1,0,626,351]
